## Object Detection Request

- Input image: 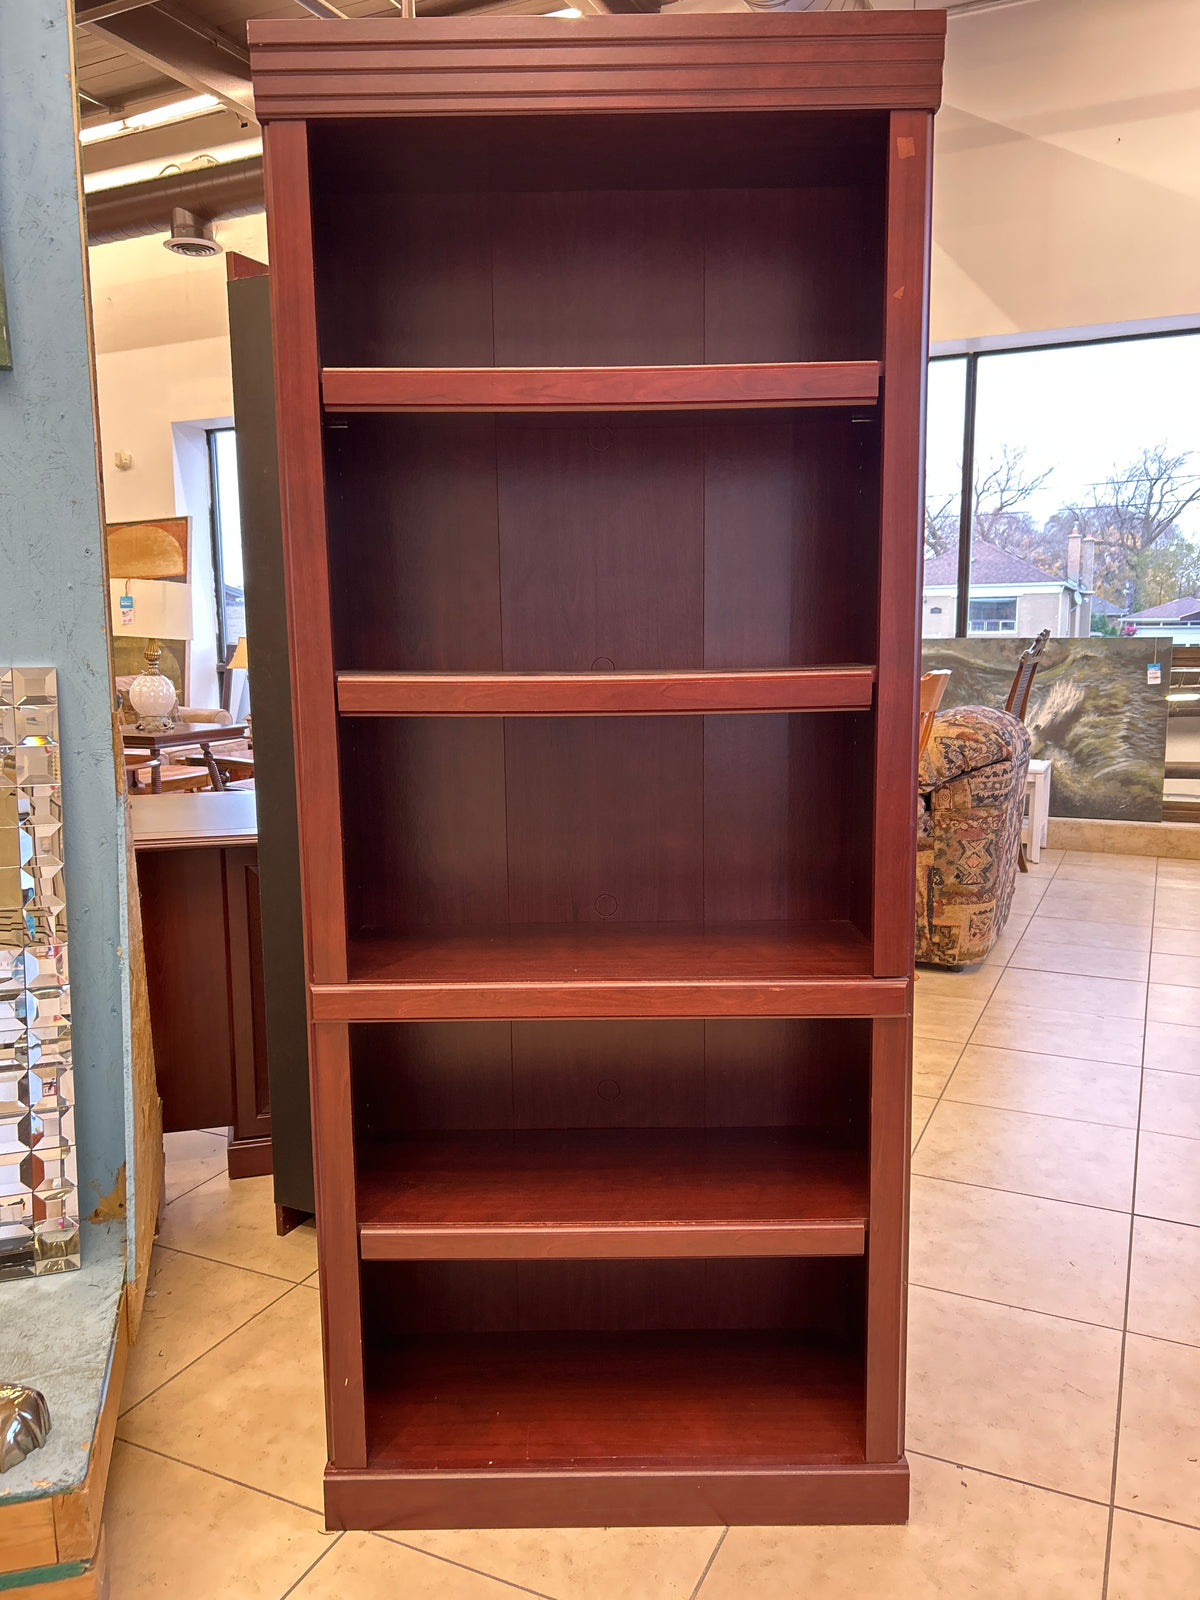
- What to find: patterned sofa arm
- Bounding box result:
[915,705,1032,968]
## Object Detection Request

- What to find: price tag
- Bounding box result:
[1148,662,1162,685]
[119,593,134,628]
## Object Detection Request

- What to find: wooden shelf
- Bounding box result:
[338,666,876,717]
[364,1332,865,1471]
[321,362,880,414]
[358,1129,868,1260]
[311,922,907,1020]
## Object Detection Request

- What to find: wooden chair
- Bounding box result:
[919,670,952,760]
[1004,629,1050,870]
[1005,628,1050,721]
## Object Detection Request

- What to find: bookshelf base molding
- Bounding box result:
[325,1461,910,1531]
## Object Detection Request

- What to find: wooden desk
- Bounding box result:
[132,792,271,1177]
[123,721,248,793]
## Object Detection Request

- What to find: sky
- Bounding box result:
[925,330,1200,541]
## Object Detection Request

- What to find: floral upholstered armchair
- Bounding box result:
[915,705,1032,968]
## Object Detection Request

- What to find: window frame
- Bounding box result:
[207,424,240,670]
[926,316,1200,639]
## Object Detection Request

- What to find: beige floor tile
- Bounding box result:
[121,1246,291,1413]
[1057,851,1157,879]
[1156,856,1200,881]
[1025,914,1152,953]
[909,1176,1130,1327]
[911,1095,939,1150]
[943,1044,1141,1127]
[700,1455,1107,1600]
[292,1534,535,1600]
[1038,879,1155,925]
[394,1525,720,1600]
[159,1171,318,1282]
[1150,951,1200,989]
[1116,1333,1200,1526]
[104,1441,330,1599]
[1136,1132,1200,1227]
[118,1284,327,1512]
[1127,1217,1200,1346]
[980,923,1030,970]
[907,1287,1121,1500]
[992,967,1147,1021]
[912,1036,963,1097]
[913,1100,1136,1210]
[1107,1509,1200,1600]
[1011,934,1151,982]
[970,1002,1144,1067]
[163,1128,228,1205]
[1143,1020,1200,1076]
[1149,982,1200,1028]
[912,993,986,1045]
[914,965,1002,1005]
[1153,886,1200,932]
[1141,1070,1200,1139]
[1152,923,1200,957]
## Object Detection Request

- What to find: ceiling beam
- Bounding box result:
[80,2,255,121]
[290,0,349,16]
[75,1,157,21]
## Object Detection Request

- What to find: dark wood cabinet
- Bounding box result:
[134,794,271,1176]
[250,11,943,1531]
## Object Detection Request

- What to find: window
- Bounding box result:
[207,427,244,662]
[968,597,1017,634]
[923,328,1200,641]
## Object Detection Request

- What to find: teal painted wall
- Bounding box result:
[0,0,138,1270]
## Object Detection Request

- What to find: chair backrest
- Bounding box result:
[1004,628,1051,723]
[918,669,952,759]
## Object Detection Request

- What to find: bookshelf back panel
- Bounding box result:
[363,1257,866,1342]
[352,1018,871,1137]
[310,112,885,369]
[326,411,880,673]
[338,712,874,935]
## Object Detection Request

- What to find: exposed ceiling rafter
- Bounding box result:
[80,1,256,121]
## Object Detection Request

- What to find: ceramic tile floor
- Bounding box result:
[104,849,1200,1597]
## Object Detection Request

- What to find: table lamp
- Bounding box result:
[109,579,194,732]
[228,635,249,671]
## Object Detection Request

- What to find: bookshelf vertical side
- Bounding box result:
[873,110,933,978]
[262,118,348,983]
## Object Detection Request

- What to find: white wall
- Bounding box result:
[91,214,267,702]
[932,0,1200,341]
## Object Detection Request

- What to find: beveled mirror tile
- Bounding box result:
[700,1455,1107,1600]
[907,1287,1122,1500]
[909,1176,1130,1327]
[944,1044,1141,1127]
[1127,1217,1200,1346]
[1115,1333,1200,1527]
[1135,1132,1200,1227]
[1107,1510,1200,1600]
[1141,1071,1200,1139]
[913,1100,1136,1210]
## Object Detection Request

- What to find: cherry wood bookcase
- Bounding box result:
[249,12,944,1531]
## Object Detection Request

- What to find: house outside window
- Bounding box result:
[968,596,1017,634]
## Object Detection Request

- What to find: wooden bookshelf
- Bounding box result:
[251,9,942,1532]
